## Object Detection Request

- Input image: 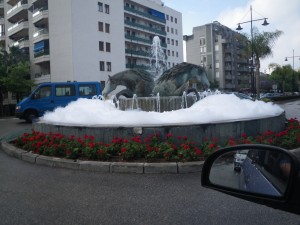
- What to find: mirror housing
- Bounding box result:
[201,144,300,214]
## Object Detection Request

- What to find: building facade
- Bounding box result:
[184,21,250,91]
[2,0,183,83]
[0,0,183,114]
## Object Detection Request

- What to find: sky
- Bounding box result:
[41,94,284,126]
[163,0,300,73]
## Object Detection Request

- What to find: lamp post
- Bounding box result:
[236,5,269,98]
[285,49,300,92]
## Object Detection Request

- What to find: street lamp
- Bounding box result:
[284,49,300,92]
[236,5,269,97]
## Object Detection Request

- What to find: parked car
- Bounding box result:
[233,150,248,172]
[202,144,300,214]
[233,92,253,100]
[260,92,282,99]
[15,81,102,122]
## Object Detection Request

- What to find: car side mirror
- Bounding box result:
[201,144,300,214]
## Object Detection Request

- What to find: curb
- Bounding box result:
[0,141,203,174]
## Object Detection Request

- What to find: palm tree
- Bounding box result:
[244,28,283,98]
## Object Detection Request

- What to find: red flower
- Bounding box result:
[228,138,236,146]
[241,133,247,138]
[66,149,71,155]
[121,147,126,153]
[88,142,95,148]
[97,149,105,155]
[166,133,173,138]
[209,143,216,149]
[195,149,202,155]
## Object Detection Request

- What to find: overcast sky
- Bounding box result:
[163,0,300,72]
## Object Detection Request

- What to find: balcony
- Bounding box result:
[0,31,5,41]
[6,0,19,6]
[10,38,29,49]
[125,48,149,58]
[34,73,50,84]
[224,65,232,71]
[0,0,4,8]
[7,20,28,39]
[32,7,48,26]
[126,64,149,70]
[236,58,248,64]
[124,20,166,36]
[224,57,232,62]
[124,6,166,24]
[33,28,48,43]
[34,49,50,64]
[7,0,28,23]
[125,34,152,45]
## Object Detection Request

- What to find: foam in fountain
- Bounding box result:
[41,94,284,126]
[35,94,286,146]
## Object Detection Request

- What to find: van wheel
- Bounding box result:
[25,110,38,123]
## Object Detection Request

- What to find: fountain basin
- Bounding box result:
[33,112,286,146]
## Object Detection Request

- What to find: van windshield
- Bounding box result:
[33,86,52,99]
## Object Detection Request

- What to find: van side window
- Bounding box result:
[55,85,75,97]
[79,84,97,96]
[33,86,51,99]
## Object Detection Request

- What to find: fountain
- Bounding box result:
[33,94,286,147]
[149,36,167,78]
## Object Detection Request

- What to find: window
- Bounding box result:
[172,51,174,56]
[100,61,105,71]
[175,18,177,24]
[215,44,219,51]
[175,29,178,35]
[167,26,169,32]
[176,52,178,57]
[55,85,75,97]
[167,50,170,56]
[105,4,109,14]
[105,23,110,33]
[99,41,104,51]
[166,14,169,20]
[171,28,174,34]
[98,22,103,32]
[171,16,173,22]
[167,38,170,44]
[171,39,174,45]
[176,40,178,46]
[107,62,111,71]
[106,42,111,52]
[79,84,97,96]
[34,86,52,99]
[98,2,103,12]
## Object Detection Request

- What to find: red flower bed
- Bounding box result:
[13,118,300,162]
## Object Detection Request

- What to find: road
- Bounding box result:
[276,98,300,119]
[0,100,300,225]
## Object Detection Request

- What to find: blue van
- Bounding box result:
[15,81,102,122]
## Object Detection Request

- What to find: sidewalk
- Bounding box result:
[0,141,204,174]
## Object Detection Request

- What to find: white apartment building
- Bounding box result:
[2,0,183,87]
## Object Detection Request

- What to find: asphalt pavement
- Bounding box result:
[1,101,300,225]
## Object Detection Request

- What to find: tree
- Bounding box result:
[243,28,283,98]
[0,46,32,116]
[268,63,296,93]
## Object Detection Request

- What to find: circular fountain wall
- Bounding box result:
[33,95,286,146]
[33,113,285,146]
